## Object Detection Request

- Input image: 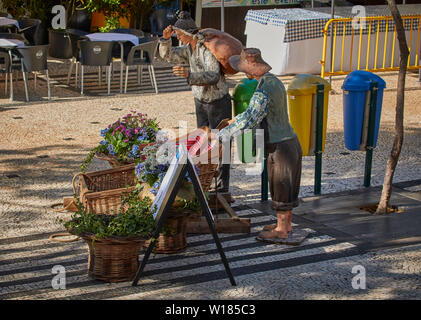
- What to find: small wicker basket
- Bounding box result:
[145,210,196,254]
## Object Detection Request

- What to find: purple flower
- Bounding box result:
[107,144,116,156]
[131,144,140,155]
[100,128,108,137]
[135,163,145,178]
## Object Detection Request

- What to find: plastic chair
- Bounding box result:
[17,18,41,45]
[78,40,114,95]
[16,44,51,101]
[48,30,73,59]
[124,39,159,94]
[66,29,88,86]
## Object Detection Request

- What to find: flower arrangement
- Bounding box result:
[81,111,160,172]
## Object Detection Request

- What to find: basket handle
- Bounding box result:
[72,172,95,197]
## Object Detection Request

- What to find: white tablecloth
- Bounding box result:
[85,32,139,45]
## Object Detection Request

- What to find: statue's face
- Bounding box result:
[175,30,191,45]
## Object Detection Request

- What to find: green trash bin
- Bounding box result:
[232,78,258,163]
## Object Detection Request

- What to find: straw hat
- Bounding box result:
[229,48,271,77]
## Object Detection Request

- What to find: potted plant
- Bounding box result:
[64,190,155,282]
[81,111,160,171]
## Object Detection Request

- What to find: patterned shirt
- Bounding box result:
[158,38,229,103]
[216,88,269,142]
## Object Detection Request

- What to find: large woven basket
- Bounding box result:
[79,232,147,282]
[72,164,137,214]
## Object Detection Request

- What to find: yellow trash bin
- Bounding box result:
[287,74,331,156]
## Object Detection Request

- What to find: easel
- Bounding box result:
[132,146,236,287]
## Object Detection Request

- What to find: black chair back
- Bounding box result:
[79,40,114,66]
[48,30,72,59]
[16,45,49,72]
[17,18,41,45]
[0,12,9,17]
[126,39,158,66]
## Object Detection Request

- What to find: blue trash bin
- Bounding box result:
[342,71,386,151]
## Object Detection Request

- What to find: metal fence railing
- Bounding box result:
[320,16,421,78]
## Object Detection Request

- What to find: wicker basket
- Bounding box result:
[79,232,147,282]
[145,210,196,254]
[72,164,137,214]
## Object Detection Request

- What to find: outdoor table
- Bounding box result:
[0,38,24,102]
[245,4,421,75]
[85,32,140,93]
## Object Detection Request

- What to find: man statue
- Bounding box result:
[158,11,232,193]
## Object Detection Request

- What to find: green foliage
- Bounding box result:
[64,190,155,239]
[99,15,120,32]
[84,0,125,15]
[2,0,56,21]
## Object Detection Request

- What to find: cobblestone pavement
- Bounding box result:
[0,203,420,300]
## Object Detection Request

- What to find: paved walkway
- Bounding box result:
[1,180,420,300]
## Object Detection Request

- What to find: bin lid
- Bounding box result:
[287,74,331,96]
[342,70,386,91]
[232,78,259,101]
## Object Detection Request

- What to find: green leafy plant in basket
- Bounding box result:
[64,189,155,240]
[81,110,160,172]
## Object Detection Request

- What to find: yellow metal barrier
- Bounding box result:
[320,16,421,78]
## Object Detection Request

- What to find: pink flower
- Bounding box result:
[124,139,129,143]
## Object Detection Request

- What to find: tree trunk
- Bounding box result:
[376,0,410,214]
